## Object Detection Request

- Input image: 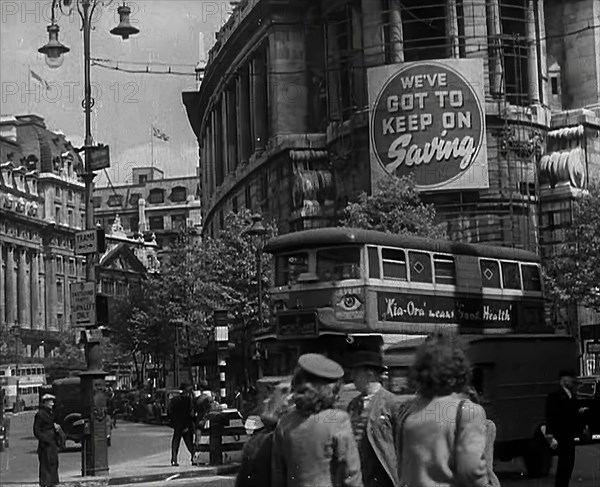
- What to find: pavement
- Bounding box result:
[1,411,240,487]
[1,450,240,487]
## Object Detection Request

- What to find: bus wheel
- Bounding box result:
[523,429,552,478]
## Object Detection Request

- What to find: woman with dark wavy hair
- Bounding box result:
[272,354,363,487]
[396,335,490,487]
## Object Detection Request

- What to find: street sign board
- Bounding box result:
[88,145,110,171]
[70,282,96,326]
[75,230,98,254]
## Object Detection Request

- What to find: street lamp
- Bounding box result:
[245,214,267,382]
[246,214,267,329]
[38,0,139,477]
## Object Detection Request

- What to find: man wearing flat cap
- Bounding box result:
[34,394,60,487]
[347,351,401,487]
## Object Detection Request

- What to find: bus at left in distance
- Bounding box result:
[0,363,47,411]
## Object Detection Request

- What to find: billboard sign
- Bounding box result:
[368,59,488,191]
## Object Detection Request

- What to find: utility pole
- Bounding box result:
[38,0,139,476]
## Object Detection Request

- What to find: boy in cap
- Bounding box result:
[347,351,401,487]
[34,394,60,487]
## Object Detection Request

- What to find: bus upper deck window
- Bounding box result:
[408,251,432,283]
[521,264,542,291]
[276,253,308,286]
[501,262,521,289]
[382,248,407,280]
[434,254,455,285]
[480,259,501,288]
[368,246,380,278]
[317,246,360,281]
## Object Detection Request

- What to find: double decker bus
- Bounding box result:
[259,227,548,370]
[259,228,577,476]
[0,363,47,411]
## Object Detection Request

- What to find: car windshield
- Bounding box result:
[577,381,596,397]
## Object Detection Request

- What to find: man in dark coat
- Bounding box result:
[348,351,402,487]
[33,394,59,487]
[545,369,588,487]
[168,383,195,466]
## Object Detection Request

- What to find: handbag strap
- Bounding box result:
[454,399,467,453]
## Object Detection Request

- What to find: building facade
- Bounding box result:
[183,0,600,373]
[1,115,87,359]
[93,167,202,249]
[183,0,574,252]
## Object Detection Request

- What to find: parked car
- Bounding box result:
[154,388,182,425]
[44,377,112,449]
[576,375,600,442]
[0,388,10,451]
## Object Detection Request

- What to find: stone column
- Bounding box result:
[214,104,224,186]
[226,87,238,172]
[268,26,307,136]
[31,251,40,330]
[220,93,229,176]
[486,0,503,95]
[207,116,214,198]
[237,68,252,163]
[446,0,460,58]
[17,248,30,328]
[361,0,385,66]
[46,255,57,331]
[526,0,540,103]
[326,23,342,121]
[251,52,267,153]
[388,0,404,63]
[0,243,4,325]
[6,245,18,325]
[536,0,548,104]
[38,254,46,331]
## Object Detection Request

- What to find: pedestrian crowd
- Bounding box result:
[32,334,589,487]
[233,334,588,487]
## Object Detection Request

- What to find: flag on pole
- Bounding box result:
[30,69,50,90]
[152,125,170,142]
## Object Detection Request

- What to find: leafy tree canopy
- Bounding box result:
[341,174,447,239]
[544,184,600,312]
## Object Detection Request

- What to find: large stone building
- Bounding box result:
[1,114,87,359]
[93,167,202,249]
[0,115,161,365]
[183,0,600,372]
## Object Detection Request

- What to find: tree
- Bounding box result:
[341,174,447,238]
[108,210,276,388]
[544,184,600,326]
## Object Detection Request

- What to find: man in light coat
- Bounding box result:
[347,351,402,487]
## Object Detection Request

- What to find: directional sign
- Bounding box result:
[75,230,98,254]
[88,144,110,171]
[70,282,96,326]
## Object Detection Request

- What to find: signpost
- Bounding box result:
[71,282,97,327]
[88,145,110,171]
[75,229,105,255]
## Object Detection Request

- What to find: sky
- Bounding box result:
[1,0,230,185]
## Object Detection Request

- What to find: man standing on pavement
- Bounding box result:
[33,393,60,487]
[545,369,588,487]
[192,380,214,465]
[168,383,195,466]
[347,350,401,487]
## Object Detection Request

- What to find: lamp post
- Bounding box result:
[245,214,267,381]
[38,0,139,476]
